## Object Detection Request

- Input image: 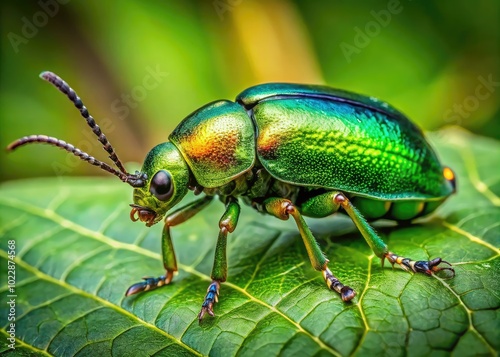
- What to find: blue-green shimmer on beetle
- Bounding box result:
[7,73,456,322]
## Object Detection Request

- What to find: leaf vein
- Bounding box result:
[59,246,112,282]
[459,147,500,206]
[441,220,500,255]
[0,330,54,357]
[350,254,373,356]
[434,274,497,355]
[0,249,203,356]
[243,230,282,290]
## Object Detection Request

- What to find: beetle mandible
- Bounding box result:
[8,72,456,321]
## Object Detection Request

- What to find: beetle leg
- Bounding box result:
[199,197,240,322]
[333,192,455,278]
[384,253,455,278]
[332,193,389,258]
[125,195,213,297]
[125,273,174,296]
[264,197,356,302]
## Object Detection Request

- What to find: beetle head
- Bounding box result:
[131,142,190,226]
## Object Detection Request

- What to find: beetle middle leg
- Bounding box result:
[263,197,356,302]
[125,195,213,296]
[198,197,240,322]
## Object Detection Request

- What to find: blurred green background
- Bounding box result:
[1,0,499,182]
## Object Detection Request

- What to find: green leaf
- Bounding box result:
[1,127,499,356]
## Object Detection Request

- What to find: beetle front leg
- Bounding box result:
[125,196,213,296]
[199,197,240,322]
[333,192,455,278]
[264,197,356,302]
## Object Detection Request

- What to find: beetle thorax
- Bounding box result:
[200,164,302,212]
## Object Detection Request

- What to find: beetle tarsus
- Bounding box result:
[384,252,455,278]
[124,270,174,296]
[198,281,220,322]
[323,268,356,301]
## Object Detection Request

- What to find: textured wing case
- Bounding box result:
[239,84,453,199]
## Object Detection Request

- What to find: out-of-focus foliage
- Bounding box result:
[1,0,499,181]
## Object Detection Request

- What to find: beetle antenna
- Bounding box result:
[39,71,128,174]
[6,135,147,187]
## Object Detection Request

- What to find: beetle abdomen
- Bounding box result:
[250,96,453,200]
[350,196,445,221]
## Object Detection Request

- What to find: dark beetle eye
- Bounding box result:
[150,170,173,201]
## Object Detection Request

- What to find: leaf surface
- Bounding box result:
[0,128,499,356]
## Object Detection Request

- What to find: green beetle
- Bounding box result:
[8,72,456,322]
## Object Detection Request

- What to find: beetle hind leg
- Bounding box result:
[384,253,455,278]
[332,192,455,279]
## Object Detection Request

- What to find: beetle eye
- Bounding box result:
[150,170,173,201]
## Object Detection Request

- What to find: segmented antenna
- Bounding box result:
[40,71,127,174]
[6,72,147,188]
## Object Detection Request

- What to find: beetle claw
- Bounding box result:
[414,258,456,278]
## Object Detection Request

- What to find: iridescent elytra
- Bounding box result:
[7,72,456,322]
